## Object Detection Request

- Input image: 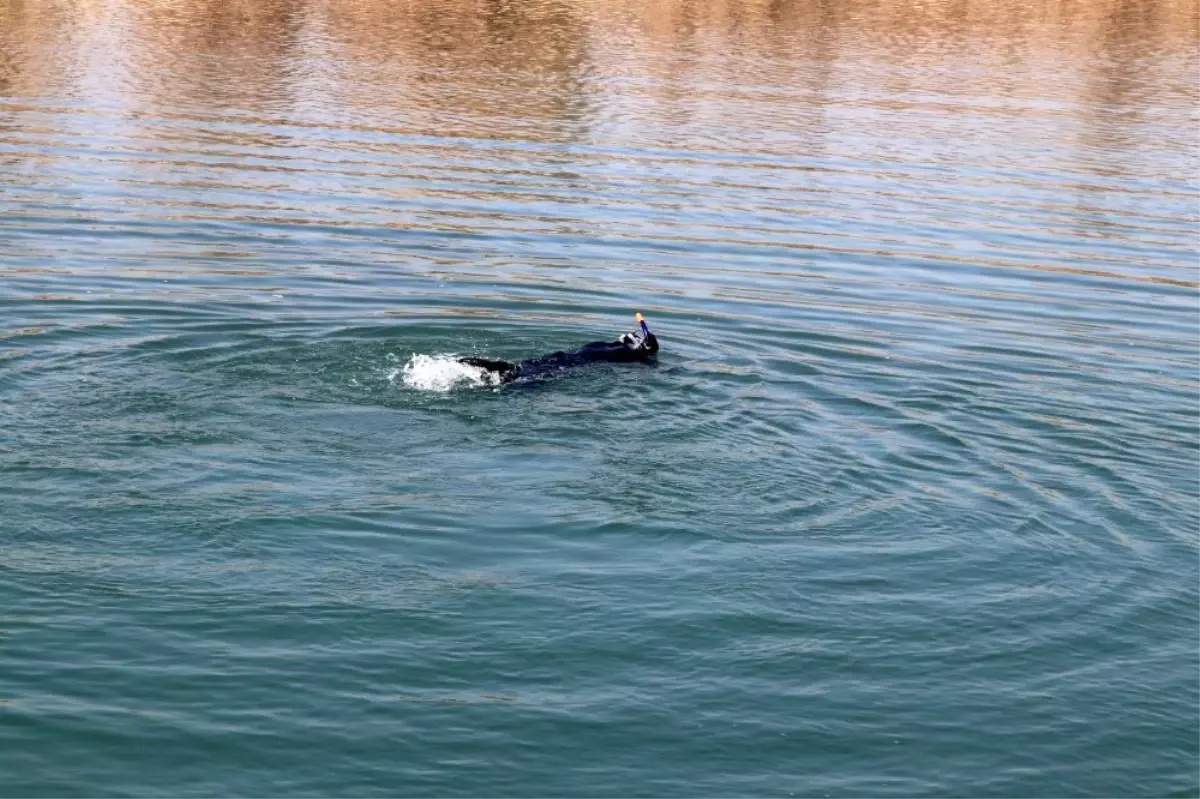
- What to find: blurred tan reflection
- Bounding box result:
[0,0,1194,135]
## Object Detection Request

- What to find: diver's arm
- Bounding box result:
[514,342,635,376]
[573,340,644,363]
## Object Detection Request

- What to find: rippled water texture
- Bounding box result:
[1,0,1198,795]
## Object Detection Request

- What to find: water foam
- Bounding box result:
[392,354,502,392]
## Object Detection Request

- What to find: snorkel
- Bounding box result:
[623,312,658,357]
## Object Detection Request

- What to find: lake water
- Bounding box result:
[1,0,1197,795]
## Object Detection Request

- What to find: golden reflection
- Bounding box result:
[0,0,77,98]
[1,0,1193,123]
[314,0,592,140]
[0,0,1195,290]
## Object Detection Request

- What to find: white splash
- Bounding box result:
[391,354,501,392]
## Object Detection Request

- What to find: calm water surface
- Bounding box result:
[1,0,1197,796]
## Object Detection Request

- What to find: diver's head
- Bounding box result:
[641,331,660,356]
[620,312,659,358]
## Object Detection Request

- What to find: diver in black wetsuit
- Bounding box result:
[458,313,659,384]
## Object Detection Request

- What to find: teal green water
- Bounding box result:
[1,0,1198,796]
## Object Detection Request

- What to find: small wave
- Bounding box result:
[391,354,502,392]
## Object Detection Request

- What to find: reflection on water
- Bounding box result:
[0,0,1195,303]
[0,0,1194,419]
[1,0,1197,144]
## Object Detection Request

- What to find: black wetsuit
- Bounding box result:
[459,331,658,384]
